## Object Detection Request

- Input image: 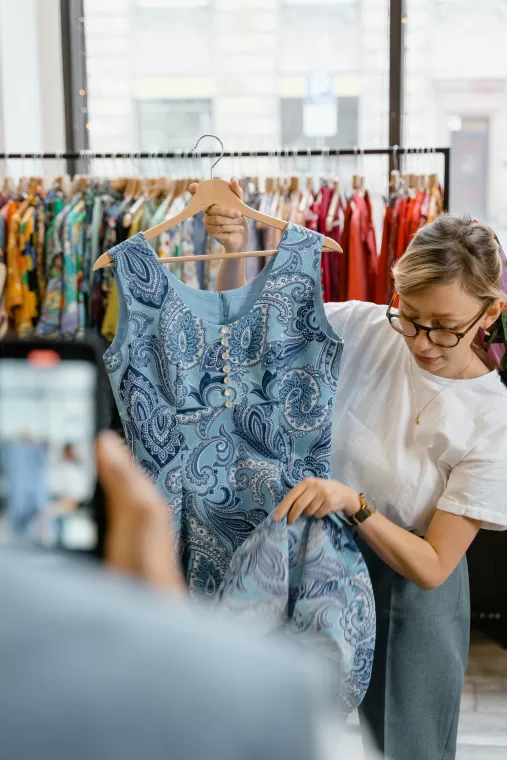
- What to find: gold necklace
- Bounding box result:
[409,353,475,425]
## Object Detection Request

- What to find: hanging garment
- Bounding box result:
[17,201,43,337]
[383,195,404,302]
[104,222,343,592]
[327,197,344,302]
[35,198,69,336]
[362,191,378,301]
[5,201,26,323]
[346,198,368,301]
[61,203,87,335]
[315,186,334,302]
[104,221,374,709]
[0,206,8,338]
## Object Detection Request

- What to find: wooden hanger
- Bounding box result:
[93,176,342,270]
[289,175,299,194]
[93,135,342,271]
[2,176,15,196]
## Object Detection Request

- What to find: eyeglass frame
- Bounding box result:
[386,296,490,348]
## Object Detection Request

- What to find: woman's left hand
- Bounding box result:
[273,478,361,525]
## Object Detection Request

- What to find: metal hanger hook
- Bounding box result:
[191,134,224,179]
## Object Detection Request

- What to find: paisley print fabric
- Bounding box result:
[104,223,375,711]
[217,513,375,712]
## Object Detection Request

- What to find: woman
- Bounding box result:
[199,181,507,760]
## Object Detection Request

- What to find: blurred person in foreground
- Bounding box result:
[0,432,363,760]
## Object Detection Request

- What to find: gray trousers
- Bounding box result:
[356,536,470,760]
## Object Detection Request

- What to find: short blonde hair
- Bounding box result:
[393,215,505,304]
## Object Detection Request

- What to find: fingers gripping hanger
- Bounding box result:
[93,134,342,271]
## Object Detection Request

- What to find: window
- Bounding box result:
[136,0,209,6]
[281,96,359,150]
[136,100,212,153]
[83,0,389,157]
[404,0,507,228]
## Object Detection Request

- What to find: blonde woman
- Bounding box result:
[198,181,507,760]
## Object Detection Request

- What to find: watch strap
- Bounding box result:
[350,493,376,526]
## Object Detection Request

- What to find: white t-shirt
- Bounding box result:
[325,300,507,535]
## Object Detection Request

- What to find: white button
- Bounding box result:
[225,400,233,408]
[224,376,232,384]
[224,389,232,397]
[221,338,229,346]
[223,365,231,373]
[222,351,230,360]
[221,326,230,335]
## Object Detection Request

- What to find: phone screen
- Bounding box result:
[0,349,99,553]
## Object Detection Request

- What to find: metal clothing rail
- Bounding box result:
[0,147,451,211]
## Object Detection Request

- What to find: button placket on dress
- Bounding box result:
[220,325,234,407]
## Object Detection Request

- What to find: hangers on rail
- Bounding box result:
[93,135,342,271]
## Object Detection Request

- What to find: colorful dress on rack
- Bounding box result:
[103,222,376,711]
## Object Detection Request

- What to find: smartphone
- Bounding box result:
[0,339,106,559]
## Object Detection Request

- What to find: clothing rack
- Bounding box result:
[0,148,451,212]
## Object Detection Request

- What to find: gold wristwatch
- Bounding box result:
[348,493,377,526]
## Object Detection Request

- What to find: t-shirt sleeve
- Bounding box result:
[437,454,507,531]
[324,300,387,343]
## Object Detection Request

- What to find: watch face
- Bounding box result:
[355,508,370,524]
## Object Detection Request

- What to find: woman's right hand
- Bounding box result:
[189,179,249,253]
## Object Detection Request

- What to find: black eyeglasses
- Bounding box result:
[386,298,489,348]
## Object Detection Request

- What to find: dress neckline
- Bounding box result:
[132,222,320,331]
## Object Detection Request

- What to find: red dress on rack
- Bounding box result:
[328,198,343,302]
[363,191,378,301]
[346,193,377,302]
[383,195,404,303]
[317,186,334,302]
[306,186,334,301]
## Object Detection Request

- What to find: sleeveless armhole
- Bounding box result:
[105,269,130,356]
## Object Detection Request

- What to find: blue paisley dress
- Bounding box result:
[104,222,375,711]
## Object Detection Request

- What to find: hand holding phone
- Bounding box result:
[97,431,185,592]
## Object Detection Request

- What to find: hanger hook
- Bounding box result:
[392,144,399,173]
[191,134,224,179]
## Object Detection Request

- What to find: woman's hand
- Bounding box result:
[273,478,361,525]
[189,179,249,253]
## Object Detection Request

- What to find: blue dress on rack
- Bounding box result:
[104,222,375,711]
